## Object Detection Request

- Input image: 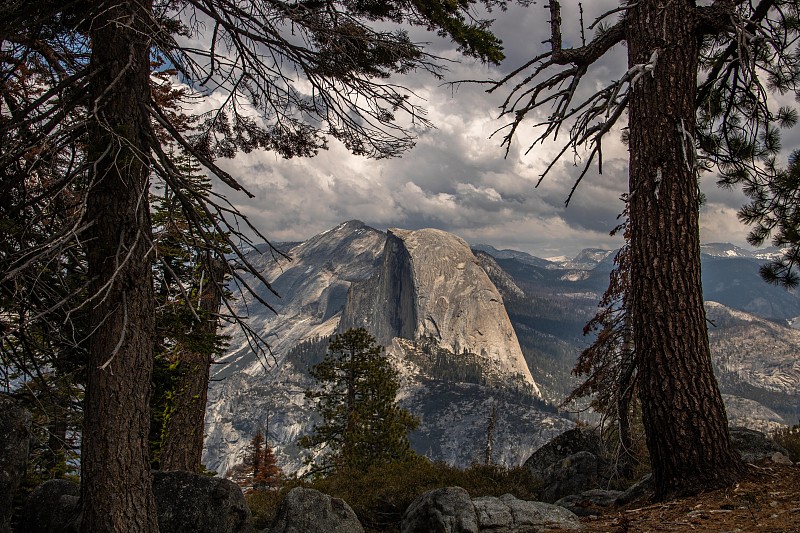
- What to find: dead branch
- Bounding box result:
[488,1,628,195]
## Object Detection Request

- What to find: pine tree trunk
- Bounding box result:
[159,258,225,472]
[616,323,636,479]
[626,0,744,500]
[82,1,159,530]
[45,407,68,474]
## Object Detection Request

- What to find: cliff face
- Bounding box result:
[213,220,386,381]
[341,228,537,392]
[339,231,418,344]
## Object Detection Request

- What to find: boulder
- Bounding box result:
[401,487,478,533]
[402,488,583,533]
[522,428,612,503]
[0,396,31,533]
[269,487,364,533]
[523,428,603,481]
[729,427,790,463]
[554,489,623,517]
[771,451,793,465]
[615,474,653,506]
[472,493,583,531]
[18,479,80,533]
[538,451,610,503]
[152,470,252,533]
[20,472,252,533]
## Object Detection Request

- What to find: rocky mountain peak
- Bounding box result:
[701,242,755,259]
[341,227,538,393]
[203,222,561,476]
[571,248,613,267]
[289,219,379,262]
[212,220,386,381]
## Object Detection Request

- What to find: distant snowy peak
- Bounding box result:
[473,244,617,272]
[699,242,787,260]
[543,255,570,264]
[701,243,756,259]
[753,247,790,261]
[539,248,615,271]
[478,241,790,269]
[471,244,555,269]
[569,248,614,269]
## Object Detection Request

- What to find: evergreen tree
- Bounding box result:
[300,328,418,474]
[148,150,230,472]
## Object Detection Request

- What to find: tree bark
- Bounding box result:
[82,1,159,530]
[626,0,744,500]
[159,257,225,472]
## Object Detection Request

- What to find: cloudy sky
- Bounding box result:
[209,1,799,259]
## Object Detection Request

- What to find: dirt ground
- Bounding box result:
[555,462,800,532]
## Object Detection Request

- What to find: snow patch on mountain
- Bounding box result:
[701,243,756,259]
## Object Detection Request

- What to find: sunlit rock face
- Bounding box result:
[339,230,418,345]
[342,228,537,393]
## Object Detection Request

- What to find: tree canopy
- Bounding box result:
[738,150,800,287]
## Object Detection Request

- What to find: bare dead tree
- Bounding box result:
[490,0,798,499]
[484,402,497,465]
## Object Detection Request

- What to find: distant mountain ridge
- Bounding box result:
[473,241,800,323]
[475,241,800,425]
[471,244,555,269]
[701,242,788,261]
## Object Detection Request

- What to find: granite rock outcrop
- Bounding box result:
[341,228,537,392]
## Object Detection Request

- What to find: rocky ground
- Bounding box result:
[553,463,800,532]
